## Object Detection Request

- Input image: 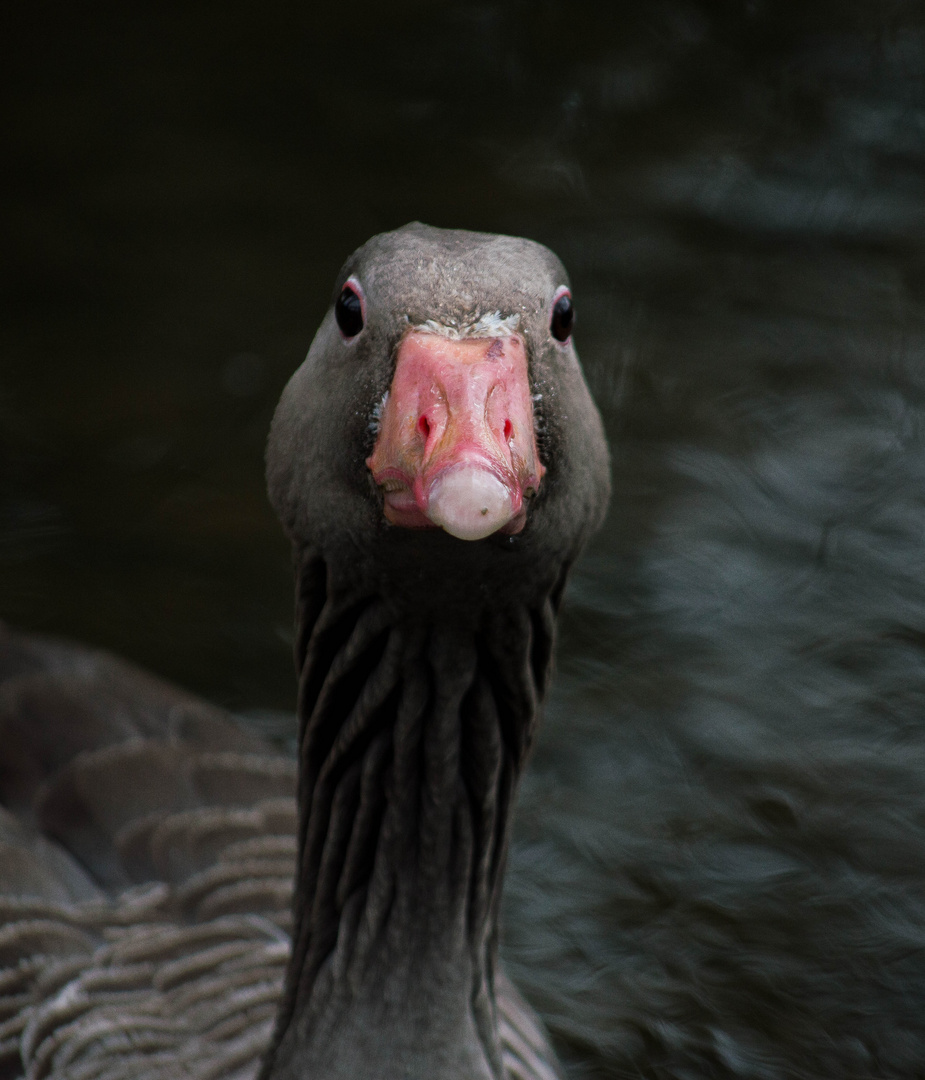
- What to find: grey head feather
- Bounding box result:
[266,222,610,615]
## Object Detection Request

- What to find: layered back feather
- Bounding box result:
[0,625,557,1080]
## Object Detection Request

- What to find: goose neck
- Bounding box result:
[261,551,558,1080]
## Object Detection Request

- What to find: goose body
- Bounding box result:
[0,223,609,1080]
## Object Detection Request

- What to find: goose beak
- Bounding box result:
[366,331,545,540]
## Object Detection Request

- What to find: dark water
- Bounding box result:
[4,2,925,1076]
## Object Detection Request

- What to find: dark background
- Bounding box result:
[4,3,925,1076]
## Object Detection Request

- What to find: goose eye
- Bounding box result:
[335,283,364,339]
[550,290,573,342]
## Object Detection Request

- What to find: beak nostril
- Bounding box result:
[503,419,513,442]
[418,415,431,439]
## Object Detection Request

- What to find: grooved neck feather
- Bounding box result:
[260,551,561,1080]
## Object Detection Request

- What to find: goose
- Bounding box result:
[0,222,610,1080]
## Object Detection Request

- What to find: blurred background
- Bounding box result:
[3,1,925,1076]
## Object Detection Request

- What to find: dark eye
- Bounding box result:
[335,283,364,338]
[550,290,573,342]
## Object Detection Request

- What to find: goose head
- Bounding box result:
[267,222,610,617]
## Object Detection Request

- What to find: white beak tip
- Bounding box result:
[427,468,513,541]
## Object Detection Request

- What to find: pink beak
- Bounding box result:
[366,332,545,540]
